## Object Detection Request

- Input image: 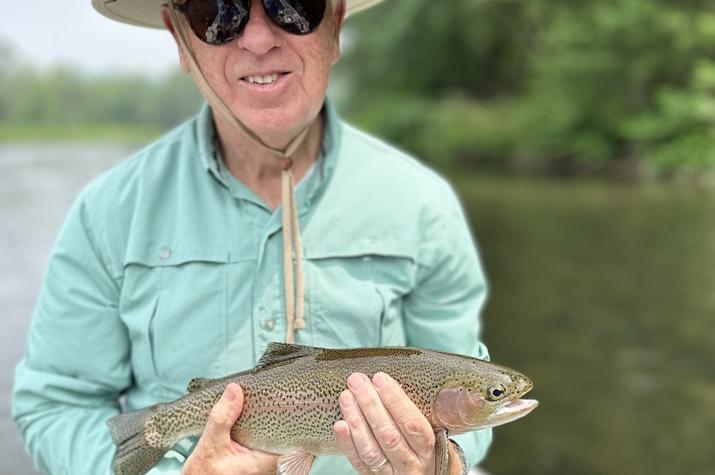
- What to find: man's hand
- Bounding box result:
[181,383,279,475]
[333,372,464,475]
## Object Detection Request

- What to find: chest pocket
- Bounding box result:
[120,249,230,396]
[305,246,415,348]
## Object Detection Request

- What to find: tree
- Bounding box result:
[335,0,715,176]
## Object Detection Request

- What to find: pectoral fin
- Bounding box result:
[277,451,315,475]
[434,428,449,475]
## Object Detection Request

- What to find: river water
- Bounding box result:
[459,176,715,475]
[1,143,713,474]
[0,143,134,475]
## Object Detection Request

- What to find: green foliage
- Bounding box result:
[346,93,523,168]
[0,123,162,144]
[0,54,202,136]
[337,0,715,176]
[3,0,715,175]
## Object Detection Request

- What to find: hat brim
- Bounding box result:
[92,0,385,29]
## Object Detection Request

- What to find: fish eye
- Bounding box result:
[487,384,507,401]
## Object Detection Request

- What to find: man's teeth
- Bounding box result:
[246,73,279,84]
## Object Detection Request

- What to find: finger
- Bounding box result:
[204,383,244,447]
[347,373,418,471]
[338,389,390,472]
[372,372,435,458]
[334,420,371,475]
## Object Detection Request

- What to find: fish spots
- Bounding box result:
[316,347,422,361]
[144,345,533,456]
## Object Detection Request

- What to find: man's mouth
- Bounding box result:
[241,72,289,85]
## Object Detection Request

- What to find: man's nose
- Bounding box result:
[236,0,281,55]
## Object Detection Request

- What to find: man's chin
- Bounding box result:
[236,110,316,146]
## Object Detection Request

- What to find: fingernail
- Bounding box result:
[347,373,365,390]
[339,390,353,407]
[223,384,236,402]
[334,420,350,436]
[373,372,388,389]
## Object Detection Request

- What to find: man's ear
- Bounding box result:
[336,0,345,35]
[334,0,346,37]
[160,4,191,73]
[331,0,347,66]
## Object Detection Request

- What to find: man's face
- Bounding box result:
[173,0,343,141]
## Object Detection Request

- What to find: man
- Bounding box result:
[12,0,492,473]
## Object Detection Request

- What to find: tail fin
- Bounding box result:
[107,406,169,475]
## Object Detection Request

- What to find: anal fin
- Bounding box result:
[277,451,315,475]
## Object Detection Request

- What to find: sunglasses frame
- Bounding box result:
[172,0,327,46]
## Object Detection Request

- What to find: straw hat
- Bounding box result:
[92,0,385,29]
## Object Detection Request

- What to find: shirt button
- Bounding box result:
[159,248,172,260]
[263,319,276,331]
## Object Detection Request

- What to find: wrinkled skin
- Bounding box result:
[334,372,463,475]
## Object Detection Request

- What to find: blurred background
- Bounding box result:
[1,0,714,474]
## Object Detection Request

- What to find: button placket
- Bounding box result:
[263,318,276,331]
[269,284,283,336]
[251,206,274,355]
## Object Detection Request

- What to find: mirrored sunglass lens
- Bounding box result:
[186,0,250,44]
[262,0,326,35]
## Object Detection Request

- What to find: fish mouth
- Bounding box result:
[494,398,539,417]
[488,398,539,428]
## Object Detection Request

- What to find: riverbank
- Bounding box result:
[0,124,162,144]
[0,142,133,475]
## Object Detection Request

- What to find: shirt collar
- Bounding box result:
[195,97,342,210]
[196,101,220,177]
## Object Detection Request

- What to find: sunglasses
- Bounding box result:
[173,0,327,45]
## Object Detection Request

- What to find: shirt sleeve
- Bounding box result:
[12,193,131,475]
[402,184,493,468]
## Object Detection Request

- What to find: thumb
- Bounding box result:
[204,383,244,443]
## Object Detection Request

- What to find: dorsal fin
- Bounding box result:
[254,342,319,371]
[186,377,214,393]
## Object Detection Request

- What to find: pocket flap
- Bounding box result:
[305,239,415,262]
[124,245,230,268]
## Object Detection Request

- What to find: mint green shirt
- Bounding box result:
[12,99,492,474]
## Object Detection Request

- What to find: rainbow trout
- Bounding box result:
[108,343,538,475]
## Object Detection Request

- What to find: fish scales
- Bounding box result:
[236,350,447,454]
[107,343,538,475]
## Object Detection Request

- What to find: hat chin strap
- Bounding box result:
[169,4,306,344]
